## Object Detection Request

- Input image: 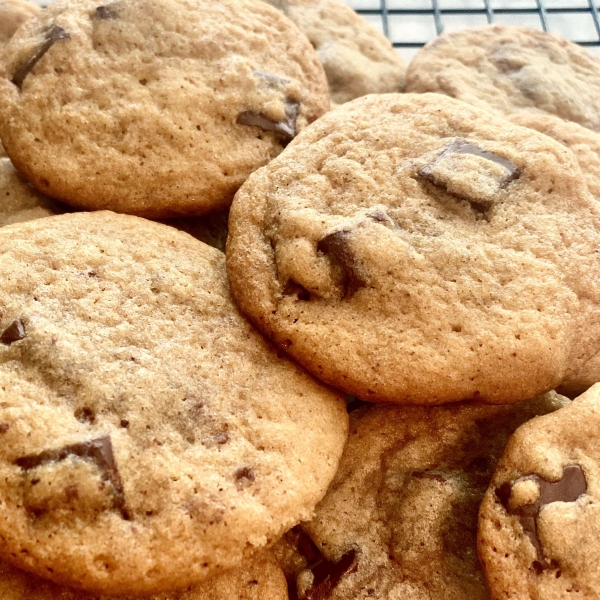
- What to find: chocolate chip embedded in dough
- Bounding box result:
[234,466,255,490]
[0,423,9,433]
[94,5,119,19]
[317,230,366,298]
[0,319,26,345]
[14,436,129,519]
[237,100,299,142]
[12,24,71,90]
[496,464,587,570]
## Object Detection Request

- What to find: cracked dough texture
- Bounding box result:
[0,211,347,595]
[478,384,600,599]
[406,25,600,132]
[0,0,40,49]
[263,0,405,104]
[226,93,600,405]
[274,392,567,600]
[0,0,329,217]
[0,551,288,600]
[0,157,66,226]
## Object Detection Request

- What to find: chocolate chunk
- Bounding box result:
[237,100,299,142]
[94,4,119,18]
[12,24,70,89]
[252,70,290,87]
[317,230,366,298]
[0,319,26,345]
[74,407,96,424]
[497,464,586,570]
[234,466,255,490]
[0,423,9,433]
[288,526,358,600]
[15,436,129,519]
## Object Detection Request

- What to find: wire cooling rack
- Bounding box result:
[341,0,600,62]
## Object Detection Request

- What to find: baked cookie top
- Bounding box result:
[0,211,348,595]
[0,0,329,218]
[507,114,600,397]
[0,0,40,49]
[0,551,288,600]
[478,384,600,599]
[0,157,65,226]
[226,93,600,405]
[274,392,567,600]
[263,0,405,104]
[406,25,600,132]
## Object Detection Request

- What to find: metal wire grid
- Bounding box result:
[342,0,600,61]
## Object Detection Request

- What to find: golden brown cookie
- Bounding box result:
[406,25,600,132]
[478,384,600,599]
[227,93,600,405]
[0,211,348,595]
[0,0,329,218]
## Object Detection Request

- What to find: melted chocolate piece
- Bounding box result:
[287,526,358,600]
[12,24,71,89]
[237,100,299,142]
[0,319,26,345]
[94,5,119,19]
[497,464,586,570]
[15,436,129,519]
[317,230,366,298]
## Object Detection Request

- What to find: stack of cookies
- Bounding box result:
[0,0,599,598]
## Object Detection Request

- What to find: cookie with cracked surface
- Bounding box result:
[226,92,600,405]
[0,0,329,218]
[406,25,600,132]
[0,551,288,600]
[478,383,600,599]
[0,0,40,49]
[273,392,568,600]
[0,157,66,226]
[262,0,405,104]
[0,211,347,594]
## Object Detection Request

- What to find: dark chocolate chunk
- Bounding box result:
[234,466,255,490]
[0,423,9,433]
[1,319,26,345]
[94,4,119,19]
[74,407,96,424]
[237,100,299,142]
[12,24,71,90]
[317,230,366,298]
[497,464,586,570]
[288,526,358,600]
[15,436,129,519]
[252,70,290,87]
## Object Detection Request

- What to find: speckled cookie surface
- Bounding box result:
[0,0,40,48]
[226,92,600,405]
[0,157,66,226]
[507,114,600,397]
[0,0,329,218]
[273,392,568,599]
[406,25,600,132]
[478,384,600,599]
[0,551,288,600]
[0,211,348,595]
[263,0,405,104]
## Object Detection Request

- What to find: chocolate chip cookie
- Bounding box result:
[0,157,66,226]
[478,383,600,599]
[0,551,288,600]
[274,392,567,599]
[406,25,600,132]
[0,0,329,218]
[0,211,348,594]
[227,92,600,405]
[263,0,405,104]
[0,0,40,49]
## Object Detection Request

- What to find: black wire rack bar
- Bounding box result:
[352,0,600,50]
